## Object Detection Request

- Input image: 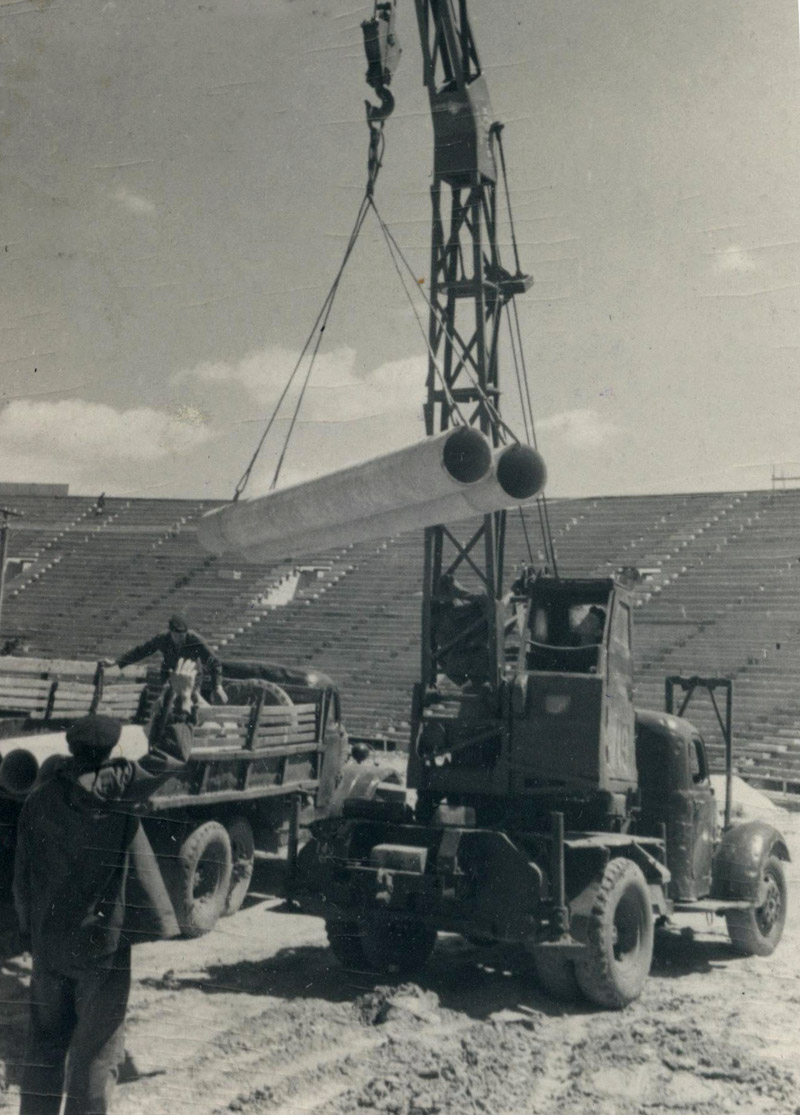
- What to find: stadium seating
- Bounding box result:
[2,488,800,799]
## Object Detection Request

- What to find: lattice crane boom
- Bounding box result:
[364,0,533,703]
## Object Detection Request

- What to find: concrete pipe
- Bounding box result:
[35,753,68,783]
[494,443,548,502]
[0,748,40,796]
[198,427,493,557]
[228,443,547,563]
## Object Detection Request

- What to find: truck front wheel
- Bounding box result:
[362,915,437,977]
[575,858,654,1009]
[726,855,787,957]
[174,821,233,937]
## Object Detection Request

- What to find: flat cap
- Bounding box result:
[66,714,122,755]
[168,613,188,632]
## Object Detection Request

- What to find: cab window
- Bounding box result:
[690,735,709,784]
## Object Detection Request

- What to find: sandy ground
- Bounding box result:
[1,805,799,1115]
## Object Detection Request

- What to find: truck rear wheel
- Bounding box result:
[326,919,366,970]
[726,855,787,957]
[361,915,437,977]
[174,821,233,937]
[574,858,654,1009]
[532,947,580,1002]
[223,817,255,917]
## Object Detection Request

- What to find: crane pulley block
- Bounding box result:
[362,1,402,94]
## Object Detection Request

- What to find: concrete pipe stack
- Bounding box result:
[198,428,547,563]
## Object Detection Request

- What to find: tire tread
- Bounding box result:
[726,855,787,957]
[574,857,653,1009]
[174,820,233,938]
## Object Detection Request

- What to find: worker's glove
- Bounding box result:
[169,659,198,709]
[101,657,117,669]
[215,684,229,705]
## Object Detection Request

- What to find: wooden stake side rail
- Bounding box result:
[0,656,149,678]
[0,657,149,722]
[194,705,318,722]
[189,730,320,753]
[192,702,319,752]
[0,658,337,835]
[0,662,332,817]
[145,696,327,809]
[188,741,320,760]
[145,778,320,811]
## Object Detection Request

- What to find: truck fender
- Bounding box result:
[711,820,790,903]
[567,850,670,944]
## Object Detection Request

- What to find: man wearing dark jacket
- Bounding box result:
[13,693,193,1114]
[108,613,228,704]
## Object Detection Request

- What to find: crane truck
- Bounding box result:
[293,0,790,1009]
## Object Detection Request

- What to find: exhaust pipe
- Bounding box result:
[0,748,40,796]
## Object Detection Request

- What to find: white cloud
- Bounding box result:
[538,407,619,448]
[0,398,213,476]
[177,344,425,425]
[712,246,758,274]
[111,186,156,215]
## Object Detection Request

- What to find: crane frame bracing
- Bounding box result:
[231,0,539,727]
[369,0,533,703]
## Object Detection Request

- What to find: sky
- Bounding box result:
[1,0,799,500]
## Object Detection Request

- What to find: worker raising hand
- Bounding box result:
[170,658,198,709]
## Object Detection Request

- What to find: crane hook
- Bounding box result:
[362,0,400,124]
[365,85,395,125]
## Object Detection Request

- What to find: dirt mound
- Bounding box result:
[563,1012,797,1114]
[324,985,545,1115]
[354,984,451,1027]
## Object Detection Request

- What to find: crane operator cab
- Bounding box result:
[526,599,607,674]
[504,574,638,811]
[412,572,638,821]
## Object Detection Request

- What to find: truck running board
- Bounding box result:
[671,899,755,915]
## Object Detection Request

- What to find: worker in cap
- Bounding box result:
[67,711,121,756]
[13,667,197,1115]
[105,612,228,704]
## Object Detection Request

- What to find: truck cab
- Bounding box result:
[409,574,639,830]
[505,576,637,809]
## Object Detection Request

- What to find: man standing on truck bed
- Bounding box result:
[13,668,196,1114]
[107,613,228,704]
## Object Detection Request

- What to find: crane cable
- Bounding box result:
[503,301,557,573]
[233,115,539,505]
[233,118,468,499]
[232,192,371,501]
[367,198,520,445]
[364,198,467,427]
[493,126,559,577]
[234,113,387,500]
[373,184,556,574]
[502,306,536,565]
[267,193,372,492]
